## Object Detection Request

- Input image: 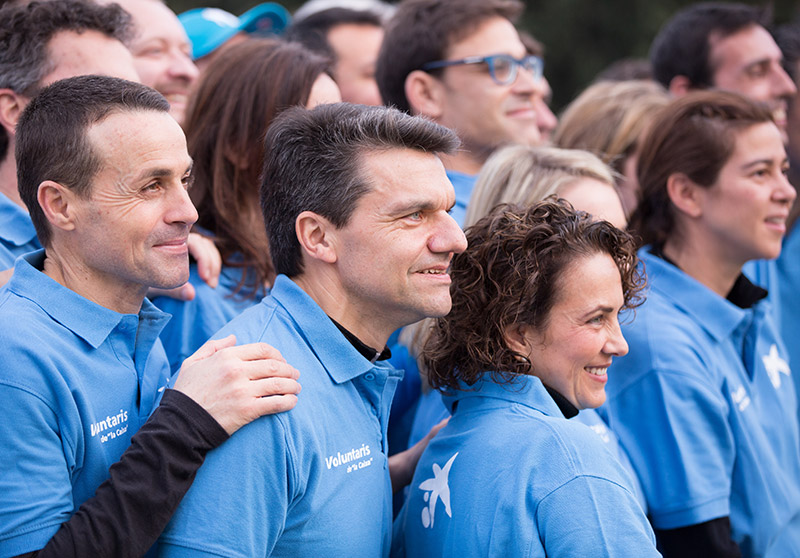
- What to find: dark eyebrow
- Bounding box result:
[741,158,784,171]
[386,199,440,217]
[139,160,193,181]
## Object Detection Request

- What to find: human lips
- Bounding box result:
[506,105,537,119]
[414,265,452,282]
[585,364,610,379]
[765,213,789,234]
[153,236,189,254]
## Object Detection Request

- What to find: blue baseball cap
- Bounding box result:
[179,3,291,60]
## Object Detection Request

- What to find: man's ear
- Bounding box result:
[0,89,27,136]
[405,70,445,119]
[295,210,338,264]
[502,323,533,357]
[667,75,692,97]
[666,172,704,219]
[37,180,78,233]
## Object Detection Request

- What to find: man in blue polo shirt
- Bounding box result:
[375,0,556,226]
[0,75,300,558]
[0,0,221,297]
[158,103,468,557]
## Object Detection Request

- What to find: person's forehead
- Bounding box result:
[41,30,140,87]
[709,24,782,71]
[87,110,190,177]
[121,0,191,47]
[357,147,451,202]
[444,16,525,60]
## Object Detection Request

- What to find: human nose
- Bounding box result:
[772,65,797,98]
[167,182,198,226]
[169,48,199,82]
[774,169,797,205]
[604,318,629,357]
[430,211,468,255]
[512,62,538,92]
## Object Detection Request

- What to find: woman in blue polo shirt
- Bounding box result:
[154,38,342,371]
[395,200,659,557]
[608,91,800,557]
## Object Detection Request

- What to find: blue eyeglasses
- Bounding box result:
[421,54,544,86]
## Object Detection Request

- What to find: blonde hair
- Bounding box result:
[553,80,670,174]
[464,144,617,227]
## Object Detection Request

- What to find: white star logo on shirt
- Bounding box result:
[418,452,458,529]
[762,344,791,389]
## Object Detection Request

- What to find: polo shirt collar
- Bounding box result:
[443,373,566,419]
[269,274,379,384]
[7,250,169,349]
[640,246,750,341]
[0,192,38,247]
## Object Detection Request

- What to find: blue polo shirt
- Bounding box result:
[153,261,264,372]
[0,251,172,557]
[0,193,40,268]
[159,274,403,557]
[445,170,476,228]
[606,247,800,557]
[408,387,647,513]
[777,224,800,424]
[394,374,658,557]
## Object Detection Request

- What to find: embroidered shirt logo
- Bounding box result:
[762,344,791,389]
[731,385,751,413]
[419,452,458,529]
[89,409,129,443]
[586,421,611,443]
[325,443,372,473]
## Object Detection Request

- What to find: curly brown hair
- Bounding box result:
[423,199,645,390]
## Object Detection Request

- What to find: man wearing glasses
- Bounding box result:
[376,0,548,227]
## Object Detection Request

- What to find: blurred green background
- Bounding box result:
[167,0,800,111]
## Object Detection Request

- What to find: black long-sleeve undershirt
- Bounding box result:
[15,389,228,558]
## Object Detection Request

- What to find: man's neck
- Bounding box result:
[293,271,393,350]
[0,155,23,207]
[42,248,147,315]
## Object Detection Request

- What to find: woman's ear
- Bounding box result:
[503,323,533,357]
[666,172,704,219]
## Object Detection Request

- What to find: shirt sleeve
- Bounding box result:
[157,414,293,557]
[536,474,660,557]
[8,389,228,558]
[608,367,735,529]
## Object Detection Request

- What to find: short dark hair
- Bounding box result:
[650,2,769,90]
[0,0,132,162]
[261,102,460,277]
[285,7,382,64]
[423,199,644,390]
[16,75,169,247]
[630,90,774,248]
[376,0,523,113]
[186,38,329,293]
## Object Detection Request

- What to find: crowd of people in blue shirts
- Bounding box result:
[1,0,800,556]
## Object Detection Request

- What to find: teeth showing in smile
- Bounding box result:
[421,269,445,274]
[585,367,608,376]
[766,217,785,224]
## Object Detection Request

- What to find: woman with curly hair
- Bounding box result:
[395,200,658,557]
